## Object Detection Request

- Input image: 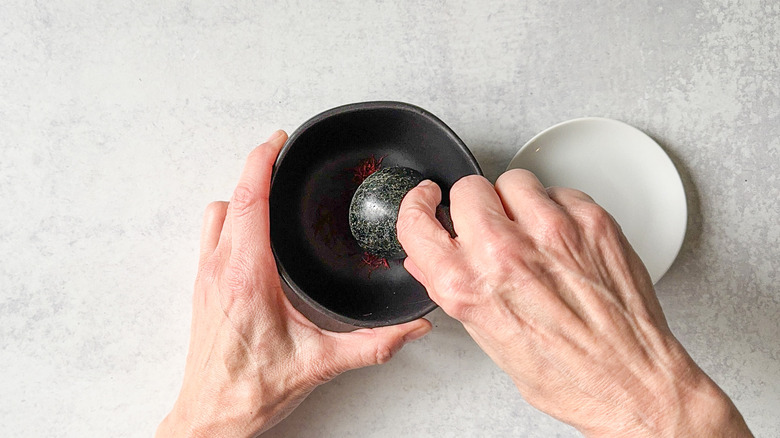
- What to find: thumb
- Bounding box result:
[322,319,432,374]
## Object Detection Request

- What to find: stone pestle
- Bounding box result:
[348,167,455,260]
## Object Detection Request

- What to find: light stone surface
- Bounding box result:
[1,1,778,437]
[350,167,424,259]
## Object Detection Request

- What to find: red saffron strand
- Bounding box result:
[351,155,384,184]
[361,251,390,276]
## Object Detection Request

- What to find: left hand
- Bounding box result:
[156,130,431,437]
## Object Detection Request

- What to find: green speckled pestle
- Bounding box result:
[349,167,455,259]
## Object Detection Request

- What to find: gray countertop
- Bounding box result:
[1,1,778,436]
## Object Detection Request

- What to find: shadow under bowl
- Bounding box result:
[270,101,482,330]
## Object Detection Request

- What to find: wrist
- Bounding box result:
[156,373,318,438]
[579,361,752,438]
[155,398,260,438]
[155,405,196,438]
[669,372,752,438]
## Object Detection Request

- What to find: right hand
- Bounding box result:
[397,170,751,437]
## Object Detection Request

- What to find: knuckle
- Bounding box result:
[544,186,564,198]
[231,183,257,214]
[480,228,515,261]
[431,227,457,249]
[571,188,595,202]
[496,168,536,188]
[494,170,511,187]
[196,258,221,284]
[396,205,427,238]
[430,262,472,320]
[577,203,615,235]
[451,175,487,198]
[495,170,548,205]
[495,168,520,187]
[436,259,465,288]
[223,258,254,295]
[374,342,394,365]
[546,185,574,197]
[441,299,470,321]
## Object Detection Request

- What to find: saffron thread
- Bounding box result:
[351,155,385,184]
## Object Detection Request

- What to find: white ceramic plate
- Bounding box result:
[507,117,687,284]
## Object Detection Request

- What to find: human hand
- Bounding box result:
[397,170,751,437]
[156,131,431,437]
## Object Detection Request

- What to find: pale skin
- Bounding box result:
[157,131,752,437]
[156,131,431,437]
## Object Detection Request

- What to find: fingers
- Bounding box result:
[494,169,562,224]
[228,130,287,274]
[449,175,508,231]
[322,318,432,374]
[546,186,620,236]
[546,186,601,222]
[199,201,229,266]
[397,180,459,275]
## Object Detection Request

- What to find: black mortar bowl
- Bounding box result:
[269,101,482,331]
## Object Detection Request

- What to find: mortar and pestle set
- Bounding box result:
[269,101,686,331]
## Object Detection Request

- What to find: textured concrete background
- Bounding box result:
[1,1,778,436]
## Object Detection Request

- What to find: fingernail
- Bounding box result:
[417,179,434,188]
[403,324,432,342]
[265,129,284,143]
